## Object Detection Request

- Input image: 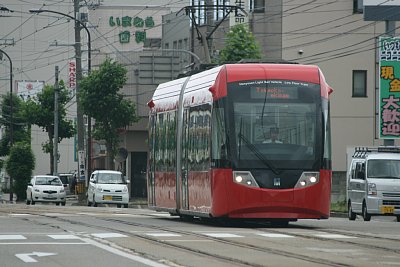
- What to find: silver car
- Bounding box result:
[26,175,66,206]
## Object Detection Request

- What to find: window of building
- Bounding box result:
[353,70,367,97]
[250,0,265,13]
[353,0,363,13]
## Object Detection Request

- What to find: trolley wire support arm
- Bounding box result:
[177,5,247,64]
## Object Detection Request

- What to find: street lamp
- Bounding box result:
[29,9,92,181]
[0,48,14,202]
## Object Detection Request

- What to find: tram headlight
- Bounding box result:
[233,171,259,188]
[295,172,320,188]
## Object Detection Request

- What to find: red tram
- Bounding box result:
[147,63,333,224]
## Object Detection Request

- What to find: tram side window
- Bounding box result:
[188,104,211,171]
[155,113,164,172]
[167,111,177,172]
[211,107,227,160]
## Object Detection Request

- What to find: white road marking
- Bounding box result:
[0,242,88,245]
[150,213,173,217]
[257,233,295,238]
[145,233,181,237]
[82,237,171,267]
[203,233,243,238]
[15,252,57,263]
[48,234,81,240]
[91,233,128,238]
[0,235,26,240]
[314,234,356,239]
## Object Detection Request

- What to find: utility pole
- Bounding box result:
[0,49,13,202]
[53,66,59,176]
[74,0,85,179]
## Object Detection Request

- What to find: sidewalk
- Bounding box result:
[0,193,17,204]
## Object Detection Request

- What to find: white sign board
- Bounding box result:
[16,80,45,101]
[229,0,249,27]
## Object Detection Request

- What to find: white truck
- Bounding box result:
[347,147,400,222]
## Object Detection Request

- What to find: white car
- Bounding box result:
[87,170,129,208]
[26,175,66,206]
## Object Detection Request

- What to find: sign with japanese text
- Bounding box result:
[229,0,249,27]
[379,36,400,138]
[16,80,45,101]
[109,15,154,44]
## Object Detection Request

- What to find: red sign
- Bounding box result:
[68,60,76,90]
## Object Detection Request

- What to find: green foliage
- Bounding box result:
[79,58,139,167]
[0,93,30,156]
[218,24,262,64]
[6,142,35,200]
[331,200,347,213]
[23,82,75,173]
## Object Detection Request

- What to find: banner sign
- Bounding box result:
[16,80,45,101]
[230,0,249,27]
[379,36,400,138]
[68,60,76,91]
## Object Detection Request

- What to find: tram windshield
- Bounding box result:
[227,79,323,170]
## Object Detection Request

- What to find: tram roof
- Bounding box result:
[148,63,330,112]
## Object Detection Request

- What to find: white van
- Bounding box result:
[347,147,400,222]
[87,170,130,208]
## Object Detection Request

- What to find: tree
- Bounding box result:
[218,24,262,64]
[6,142,35,200]
[79,58,139,169]
[24,82,75,174]
[0,93,30,156]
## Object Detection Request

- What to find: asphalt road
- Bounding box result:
[0,203,399,267]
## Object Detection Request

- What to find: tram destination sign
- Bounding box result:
[245,80,308,99]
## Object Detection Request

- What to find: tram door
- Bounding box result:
[181,109,190,210]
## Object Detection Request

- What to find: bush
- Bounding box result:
[6,142,35,200]
[331,200,347,213]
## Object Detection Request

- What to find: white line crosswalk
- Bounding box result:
[0,231,359,242]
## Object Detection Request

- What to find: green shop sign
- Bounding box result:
[379,36,400,138]
[109,16,155,44]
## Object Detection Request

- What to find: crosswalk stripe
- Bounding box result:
[203,233,243,238]
[257,233,295,238]
[314,234,356,239]
[0,235,26,240]
[145,233,181,237]
[91,233,128,238]
[48,235,81,240]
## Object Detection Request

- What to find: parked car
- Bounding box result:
[58,173,74,195]
[347,147,400,222]
[26,175,66,206]
[87,170,129,208]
